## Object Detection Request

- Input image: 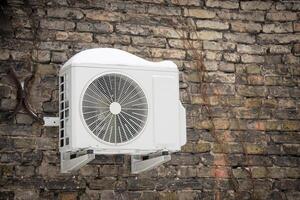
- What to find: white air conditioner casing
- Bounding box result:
[58,48,186,157]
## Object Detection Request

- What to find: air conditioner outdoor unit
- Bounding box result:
[58,48,186,173]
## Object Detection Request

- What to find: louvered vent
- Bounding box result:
[59,73,70,147]
[82,73,148,144]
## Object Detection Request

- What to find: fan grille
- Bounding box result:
[82,73,148,144]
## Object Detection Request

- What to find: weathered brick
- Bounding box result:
[272,134,299,150]
[204,50,222,60]
[55,31,93,42]
[263,23,293,33]
[217,10,265,22]
[38,41,69,51]
[46,179,85,190]
[0,192,14,200]
[177,191,198,200]
[241,1,272,10]
[47,8,83,19]
[32,50,51,63]
[203,41,235,51]
[16,166,35,177]
[95,34,130,45]
[168,39,201,49]
[0,85,12,98]
[10,51,30,60]
[148,6,181,16]
[237,85,267,97]
[294,22,300,32]
[36,64,57,76]
[0,49,10,60]
[258,33,300,44]
[76,22,113,33]
[283,54,300,64]
[231,21,262,33]
[204,72,235,83]
[186,71,201,83]
[194,142,211,153]
[223,53,240,63]
[213,143,243,153]
[269,86,290,97]
[14,190,39,200]
[290,88,300,98]
[16,113,33,124]
[206,0,239,9]
[0,190,15,200]
[158,191,177,200]
[194,83,236,95]
[171,0,201,5]
[151,26,182,38]
[85,10,122,21]
[191,94,219,105]
[196,167,213,178]
[245,144,265,154]
[247,75,264,85]
[224,33,255,44]
[51,52,68,63]
[99,165,119,177]
[190,31,222,41]
[184,8,216,19]
[293,43,300,56]
[1,98,17,111]
[132,36,166,48]
[90,155,124,165]
[42,101,58,113]
[116,24,150,36]
[282,121,300,131]
[168,178,214,190]
[264,76,280,85]
[127,178,155,190]
[15,29,34,40]
[219,62,235,72]
[212,118,230,129]
[170,153,199,166]
[269,45,291,54]
[241,54,265,63]
[36,30,59,41]
[59,193,78,200]
[285,168,300,178]
[196,20,229,30]
[150,48,185,59]
[178,166,197,178]
[266,12,298,21]
[40,19,75,31]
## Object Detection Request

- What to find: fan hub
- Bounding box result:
[109,102,121,115]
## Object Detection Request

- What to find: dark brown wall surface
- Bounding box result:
[0,0,300,199]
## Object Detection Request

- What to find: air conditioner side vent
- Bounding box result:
[59,73,70,148]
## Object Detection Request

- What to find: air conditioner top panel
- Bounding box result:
[61,48,178,72]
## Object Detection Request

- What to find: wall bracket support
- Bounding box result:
[43,117,59,126]
[60,149,171,174]
[131,151,171,174]
[61,149,95,173]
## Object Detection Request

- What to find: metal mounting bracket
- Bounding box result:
[131,151,171,174]
[60,149,171,174]
[43,117,59,126]
[61,149,95,173]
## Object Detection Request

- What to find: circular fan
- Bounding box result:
[81,73,148,144]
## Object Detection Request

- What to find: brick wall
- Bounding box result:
[0,0,299,199]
